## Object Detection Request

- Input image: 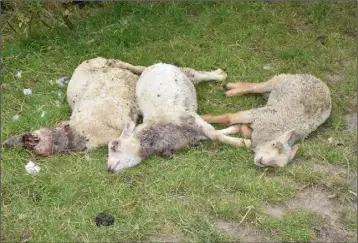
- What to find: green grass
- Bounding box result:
[261,210,320,242]
[1,2,357,242]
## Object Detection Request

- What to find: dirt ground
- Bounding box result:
[211,159,357,242]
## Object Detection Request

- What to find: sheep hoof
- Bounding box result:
[243,139,252,149]
[214,69,228,81]
[223,83,228,90]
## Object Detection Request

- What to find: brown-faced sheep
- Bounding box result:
[201,74,332,167]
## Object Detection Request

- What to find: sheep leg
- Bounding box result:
[180,67,228,84]
[224,79,279,97]
[110,59,146,75]
[193,115,251,148]
[216,124,252,138]
[201,110,254,125]
[56,120,70,128]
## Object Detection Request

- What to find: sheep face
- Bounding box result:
[107,121,142,173]
[253,130,299,167]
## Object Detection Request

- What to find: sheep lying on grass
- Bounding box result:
[201,74,332,167]
[2,57,145,156]
[107,63,251,173]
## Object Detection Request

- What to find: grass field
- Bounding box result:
[1,2,357,242]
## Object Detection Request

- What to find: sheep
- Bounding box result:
[2,57,145,156]
[201,74,332,167]
[107,63,252,173]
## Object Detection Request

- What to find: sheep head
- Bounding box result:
[107,120,143,173]
[253,129,299,167]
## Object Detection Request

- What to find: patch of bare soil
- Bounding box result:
[324,72,347,83]
[262,203,284,218]
[294,23,312,31]
[212,219,272,242]
[148,233,180,243]
[313,163,347,176]
[262,186,357,242]
[175,195,192,205]
[345,112,357,131]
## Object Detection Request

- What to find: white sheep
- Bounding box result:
[107,63,251,173]
[201,74,332,167]
[2,57,145,156]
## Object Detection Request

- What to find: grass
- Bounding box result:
[261,210,320,242]
[1,2,357,242]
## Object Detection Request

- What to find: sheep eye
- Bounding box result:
[271,142,276,147]
[110,141,120,152]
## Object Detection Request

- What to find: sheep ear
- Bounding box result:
[120,120,136,138]
[279,129,297,145]
[288,144,299,161]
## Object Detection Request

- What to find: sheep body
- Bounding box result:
[67,57,140,150]
[137,63,198,118]
[202,73,332,167]
[134,64,211,159]
[2,57,144,155]
[107,63,251,173]
[250,74,332,146]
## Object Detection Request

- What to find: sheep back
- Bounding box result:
[136,63,198,119]
[67,57,139,150]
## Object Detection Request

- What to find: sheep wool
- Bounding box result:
[250,74,332,147]
[2,57,144,156]
[67,57,140,150]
